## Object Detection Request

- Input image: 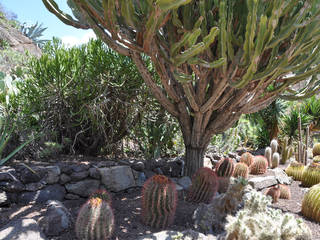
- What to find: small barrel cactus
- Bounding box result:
[301,163,320,187]
[301,183,320,223]
[285,161,305,181]
[233,163,249,179]
[215,158,235,177]
[264,147,272,167]
[142,175,177,229]
[265,186,281,203]
[240,152,254,167]
[90,189,112,206]
[314,155,320,163]
[271,152,280,169]
[76,197,114,240]
[313,143,320,157]
[279,184,291,200]
[250,156,268,175]
[187,167,218,203]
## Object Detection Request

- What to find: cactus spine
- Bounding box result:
[187,167,218,203]
[279,184,291,200]
[142,175,177,229]
[301,183,320,223]
[264,147,272,167]
[301,163,320,187]
[250,156,268,175]
[240,152,254,167]
[271,152,280,169]
[233,163,249,179]
[285,161,305,181]
[280,137,293,164]
[265,186,281,203]
[76,197,114,240]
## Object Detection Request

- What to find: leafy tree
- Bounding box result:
[43,0,320,176]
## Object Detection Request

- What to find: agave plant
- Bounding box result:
[20,22,49,48]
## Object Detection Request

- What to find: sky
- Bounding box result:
[1,0,96,46]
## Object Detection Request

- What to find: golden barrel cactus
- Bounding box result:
[301,163,320,187]
[285,161,305,181]
[301,183,320,223]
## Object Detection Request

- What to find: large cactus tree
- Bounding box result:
[43,0,320,176]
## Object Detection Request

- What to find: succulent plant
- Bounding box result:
[313,155,320,163]
[233,163,249,179]
[215,158,235,177]
[301,163,320,187]
[271,139,278,155]
[301,183,320,223]
[271,152,280,169]
[279,184,291,200]
[281,137,294,164]
[187,167,218,203]
[142,174,177,229]
[285,161,305,181]
[313,143,320,157]
[264,147,272,167]
[240,152,254,167]
[89,189,112,206]
[250,156,268,175]
[265,185,280,203]
[75,197,114,240]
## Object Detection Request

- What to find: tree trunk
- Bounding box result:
[184,146,205,177]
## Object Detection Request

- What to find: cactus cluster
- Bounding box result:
[233,163,249,179]
[279,184,291,200]
[301,163,320,187]
[240,152,254,167]
[187,167,218,203]
[301,183,320,223]
[312,143,320,157]
[264,147,272,167]
[265,186,280,203]
[270,139,278,156]
[76,196,114,240]
[285,161,305,181]
[250,156,268,175]
[141,174,177,229]
[281,137,294,164]
[271,152,280,169]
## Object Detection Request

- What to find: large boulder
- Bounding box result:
[269,168,293,185]
[19,184,65,204]
[42,166,60,184]
[248,176,278,190]
[99,166,135,192]
[65,179,100,197]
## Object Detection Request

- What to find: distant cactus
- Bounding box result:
[142,175,177,229]
[89,189,112,206]
[281,137,294,164]
[313,143,320,157]
[264,147,272,167]
[240,152,254,167]
[265,186,280,203]
[285,161,305,181]
[233,163,249,179]
[279,184,291,200]
[215,158,235,177]
[301,183,320,223]
[250,156,268,175]
[271,152,280,169]
[75,197,114,240]
[301,163,320,187]
[313,155,320,163]
[187,167,218,203]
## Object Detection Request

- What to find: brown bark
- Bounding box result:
[184,146,205,177]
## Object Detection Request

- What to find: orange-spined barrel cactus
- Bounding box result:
[265,186,281,203]
[89,189,112,206]
[233,163,249,179]
[141,175,177,229]
[285,161,305,181]
[301,163,320,187]
[240,152,254,167]
[301,183,320,223]
[313,143,320,157]
[250,156,268,175]
[215,158,235,177]
[187,167,218,203]
[279,184,291,199]
[75,197,114,240]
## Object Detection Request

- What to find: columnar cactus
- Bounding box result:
[250,156,268,175]
[271,139,278,156]
[301,163,320,187]
[265,186,280,203]
[75,197,114,240]
[142,175,177,229]
[285,161,305,181]
[90,189,112,206]
[264,147,272,167]
[187,167,218,203]
[301,183,320,223]
[240,152,254,167]
[271,152,280,169]
[281,137,293,164]
[279,184,291,200]
[233,163,249,179]
[313,143,320,157]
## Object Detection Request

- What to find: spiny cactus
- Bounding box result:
[281,137,294,164]
[285,161,305,181]
[271,152,280,169]
[233,163,249,179]
[265,185,280,203]
[225,190,312,240]
[215,158,235,177]
[313,155,320,163]
[240,152,254,167]
[301,183,320,223]
[142,175,177,229]
[187,167,218,203]
[279,184,291,200]
[75,197,114,240]
[301,163,320,187]
[89,189,112,206]
[271,139,278,156]
[264,147,272,167]
[250,156,268,175]
[313,143,320,157]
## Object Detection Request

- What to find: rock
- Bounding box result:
[132,170,146,187]
[138,229,216,240]
[59,173,71,184]
[39,200,72,236]
[0,190,8,206]
[25,182,46,191]
[65,179,100,197]
[153,167,164,175]
[0,167,17,181]
[64,193,80,200]
[177,176,192,190]
[204,156,214,169]
[89,167,100,179]
[70,171,89,181]
[43,166,60,184]
[269,168,293,185]
[160,158,184,177]
[131,161,145,171]
[0,180,25,192]
[175,184,183,191]
[57,163,73,175]
[144,170,156,179]
[96,161,117,168]
[19,184,66,204]
[248,176,278,190]
[99,166,135,192]
[20,167,44,184]
[228,152,237,159]
[71,163,90,173]
[0,218,47,240]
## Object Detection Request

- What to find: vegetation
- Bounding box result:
[301,183,320,223]
[250,156,268,175]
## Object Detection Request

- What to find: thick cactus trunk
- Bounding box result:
[184,146,205,177]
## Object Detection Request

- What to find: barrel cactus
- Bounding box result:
[264,147,272,167]
[250,156,268,175]
[271,152,280,169]
[301,163,320,187]
[285,161,305,181]
[90,189,112,206]
[314,155,320,163]
[142,175,177,229]
[313,143,320,157]
[265,186,280,203]
[240,152,254,167]
[233,163,249,179]
[279,184,291,200]
[187,167,218,203]
[75,197,114,240]
[215,158,235,177]
[301,183,320,223]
